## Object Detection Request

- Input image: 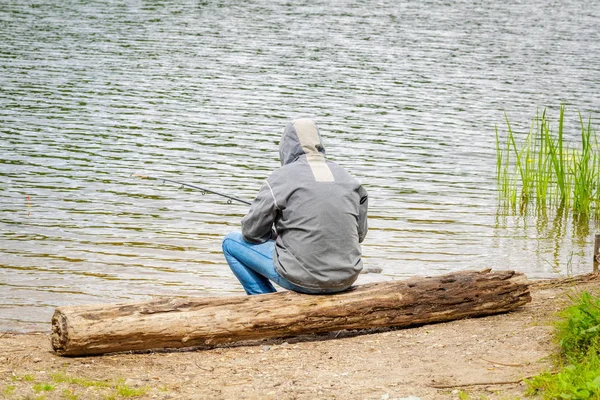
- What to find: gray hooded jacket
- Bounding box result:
[241,118,368,291]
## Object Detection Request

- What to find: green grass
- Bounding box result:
[50,371,111,388]
[527,356,600,400]
[4,371,151,399]
[115,380,148,397]
[496,106,600,219]
[12,374,36,382]
[3,385,16,396]
[556,292,600,361]
[32,383,55,393]
[61,388,78,400]
[458,390,472,400]
[51,373,148,398]
[526,291,600,399]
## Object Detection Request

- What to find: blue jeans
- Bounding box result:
[222,232,337,295]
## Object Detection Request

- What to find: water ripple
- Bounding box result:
[1,0,599,331]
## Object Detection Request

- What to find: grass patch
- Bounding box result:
[50,372,147,398]
[51,371,111,388]
[556,292,600,360]
[496,105,600,219]
[526,291,600,399]
[12,374,36,382]
[61,388,78,399]
[115,380,148,397]
[32,382,55,392]
[4,371,151,399]
[458,390,471,400]
[3,385,16,396]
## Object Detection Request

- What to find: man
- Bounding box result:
[222,118,368,295]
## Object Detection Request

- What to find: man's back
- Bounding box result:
[268,153,367,290]
[241,118,368,291]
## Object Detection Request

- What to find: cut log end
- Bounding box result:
[51,309,70,355]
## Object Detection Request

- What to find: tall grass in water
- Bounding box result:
[496,106,600,219]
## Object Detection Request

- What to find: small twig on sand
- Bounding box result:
[480,357,527,367]
[194,356,214,372]
[429,375,537,389]
[530,272,600,289]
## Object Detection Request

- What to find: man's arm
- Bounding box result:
[241,180,278,244]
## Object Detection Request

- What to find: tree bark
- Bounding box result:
[51,269,530,356]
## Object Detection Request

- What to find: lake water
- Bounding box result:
[1,0,599,332]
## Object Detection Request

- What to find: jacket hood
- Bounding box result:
[279,118,326,166]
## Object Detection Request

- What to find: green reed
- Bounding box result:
[496,106,599,219]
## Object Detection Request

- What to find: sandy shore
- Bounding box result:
[1,274,598,400]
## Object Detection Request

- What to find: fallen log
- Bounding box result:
[51,269,530,356]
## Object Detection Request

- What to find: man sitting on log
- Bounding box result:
[222,118,369,295]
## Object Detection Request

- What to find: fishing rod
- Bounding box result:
[131,173,252,205]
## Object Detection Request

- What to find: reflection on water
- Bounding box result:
[1,0,599,331]
[494,204,597,276]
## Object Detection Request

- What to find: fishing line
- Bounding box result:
[130,173,251,205]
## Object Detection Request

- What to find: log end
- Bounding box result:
[51,308,70,355]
